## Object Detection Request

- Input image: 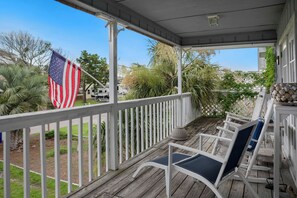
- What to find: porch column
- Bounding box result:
[108,21,119,170]
[177,46,183,126]
[295,12,297,82]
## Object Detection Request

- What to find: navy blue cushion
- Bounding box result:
[247,119,264,152]
[151,153,191,166]
[223,123,255,176]
[175,154,222,184]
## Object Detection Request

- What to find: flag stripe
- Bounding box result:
[61,60,71,108]
[48,51,81,109]
[65,62,73,108]
[70,64,80,107]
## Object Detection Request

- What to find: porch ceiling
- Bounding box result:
[57,0,286,47]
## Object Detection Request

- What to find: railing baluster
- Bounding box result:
[149,104,152,147]
[78,117,83,186]
[40,125,47,198]
[141,106,144,152]
[174,100,177,128]
[165,101,169,137]
[157,103,160,142]
[23,128,30,198]
[55,122,61,197]
[163,102,166,139]
[153,103,156,144]
[3,131,10,198]
[67,120,73,193]
[119,111,123,164]
[105,113,110,172]
[145,105,148,149]
[136,107,140,154]
[131,108,134,157]
[171,100,174,131]
[88,116,94,181]
[97,114,102,176]
[168,101,171,132]
[125,109,129,160]
[160,102,163,140]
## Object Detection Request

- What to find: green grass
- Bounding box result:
[46,146,75,158]
[0,161,78,197]
[59,123,91,137]
[44,123,93,140]
[74,99,98,106]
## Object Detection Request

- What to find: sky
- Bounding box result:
[0,0,258,71]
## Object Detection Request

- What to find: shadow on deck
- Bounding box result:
[66,117,296,198]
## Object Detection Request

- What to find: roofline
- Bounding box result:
[57,0,279,47]
[56,0,181,46]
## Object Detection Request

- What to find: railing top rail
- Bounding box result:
[0,103,113,132]
[0,93,192,132]
[117,93,191,110]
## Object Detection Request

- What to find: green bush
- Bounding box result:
[263,47,276,92]
[46,147,69,158]
[45,130,67,140]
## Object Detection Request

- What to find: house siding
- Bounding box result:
[277,0,296,38]
[276,0,297,188]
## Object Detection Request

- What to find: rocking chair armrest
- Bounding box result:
[199,134,232,142]
[168,143,224,164]
[226,116,250,124]
[223,121,241,127]
[168,143,200,154]
[216,127,236,134]
[225,112,251,121]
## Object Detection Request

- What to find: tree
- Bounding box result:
[0,65,48,149]
[0,31,52,68]
[263,47,276,92]
[76,50,109,103]
[123,41,218,108]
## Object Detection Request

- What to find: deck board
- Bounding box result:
[67,117,296,198]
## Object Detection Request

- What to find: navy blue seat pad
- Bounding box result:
[151,153,191,166]
[175,154,222,184]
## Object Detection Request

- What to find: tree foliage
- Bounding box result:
[0,65,48,149]
[263,47,276,92]
[76,50,109,103]
[0,31,52,67]
[123,41,218,108]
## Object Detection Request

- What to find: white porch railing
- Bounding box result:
[0,93,198,198]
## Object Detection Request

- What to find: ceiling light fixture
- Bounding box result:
[207,15,220,27]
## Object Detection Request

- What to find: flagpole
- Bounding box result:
[80,67,106,88]
[50,49,106,88]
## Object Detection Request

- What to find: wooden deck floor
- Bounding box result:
[67,117,296,198]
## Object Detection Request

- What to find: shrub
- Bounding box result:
[45,130,67,140]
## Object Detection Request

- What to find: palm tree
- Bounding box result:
[123,40,218,108]
[0,65,48,149]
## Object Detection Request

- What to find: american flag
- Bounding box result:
[48,51,81,108]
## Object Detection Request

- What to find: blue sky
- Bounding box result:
[0,0,258,71]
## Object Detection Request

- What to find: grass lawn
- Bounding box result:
[0,161,78,197]
[44,122,95,139]
[59,123,93,137]
[74,99,98,107]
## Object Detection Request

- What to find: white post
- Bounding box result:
[108,20,119,170]
[40,125,47,198]
[23,128,30,198]
[177,46,183,127]
[295,12,297,82]
[3,131,10,198]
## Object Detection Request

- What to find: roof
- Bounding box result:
[57,0,286,47]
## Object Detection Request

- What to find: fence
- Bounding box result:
[201,90,259,117]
